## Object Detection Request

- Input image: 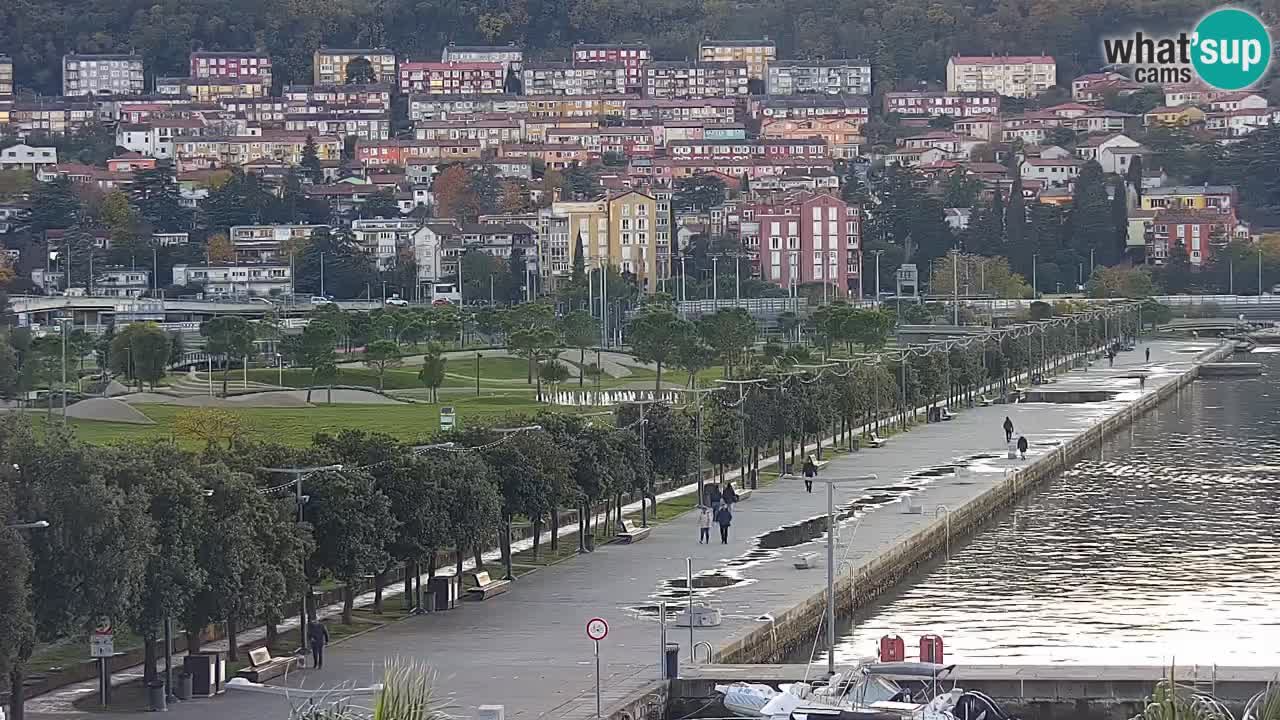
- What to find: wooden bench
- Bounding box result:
[939,407,954,421]
[465,570,511,600]
[812,459,831,472]
[867,432,888,448]
[234,646,298,683]
[617,519,651,544]
[978,394,994,407]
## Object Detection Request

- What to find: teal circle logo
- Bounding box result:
[1192,8,1271,90]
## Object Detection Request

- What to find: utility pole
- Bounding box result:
[257,464,344,652]
[58,317,71,422]
[1032,253,1038,300]
[872,250,884,301]
[711,255,719,307]
[671,387,721,505]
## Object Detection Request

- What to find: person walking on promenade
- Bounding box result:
[715,504,733,544]
[698,505,712,544]
[1146,347,1151,363]
[802,454,817,493]
[1016,435,1029,460]
[722,482,739,509]
[1003,416,1014,443]
[307,619,330,669]
[706,483,722,511]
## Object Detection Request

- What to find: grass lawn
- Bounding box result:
[68,396,565,447]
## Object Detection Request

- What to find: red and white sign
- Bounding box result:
[586,617,609,641]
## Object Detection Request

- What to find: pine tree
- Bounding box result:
[1005,156,1027,250]
[1068,161,1114,266]
[1111,178,1130,263]
[991,187,1005,241]
[1124,155,1144,202]
[571,233,586,284]
[301,135,323,184]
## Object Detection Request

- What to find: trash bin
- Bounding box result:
[426,576,455,611]
[663,643,680,679]
[147,680,167,712]
[183,653,220,697]
[176,673,192,701]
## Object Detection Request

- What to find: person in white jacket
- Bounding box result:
[698,505,712,544]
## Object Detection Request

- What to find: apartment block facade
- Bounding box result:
[399,62,505,94]
[752,191,860,293]
[766,60,872,95]
[441,43,524,72]
[945,55,1056,98]
[698,38,776,80]
[0,55,12,99]
[643,61,749,99]
[520,62,628,96]
[572,43,652,91]
[313,48,396,85]
[883,91,1001,118]
[62,54,145,96]
[190,51,272,88]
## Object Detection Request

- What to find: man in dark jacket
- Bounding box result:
[1016,435,1029,460]
[715,505,733,544]
[1003,416,1014,443]
[307,620,330,669]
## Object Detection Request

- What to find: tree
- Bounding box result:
[172,408,248,450]
[201,316,256,396]
[301,136,323,185]
[294,320,338,403]
[108,323,170,389]
[295,227,377,298]
[129,167,188,233]
[440,456,501,582]
[206,233,236,263]
[559,310,597,387]
[363,339,401,391]
[941,169,983,208]
[1068,161,1116,266]
[629,308,688,390]
[1005,156,1027,250]
[1111,177,1129,262]
[345,57,377,84]
[431,164,471,221]
[360,190,401,219]
[304,467,395,624]
[417,343,447,402]
[0,482,32,685]
[697,308,757,378]
[674,335,715,388]
[672,175,727,213]
[570,233,586,286]
[1125,155,1144,202]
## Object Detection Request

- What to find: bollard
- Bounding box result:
[147,680,167,712]
[664,642,680,679]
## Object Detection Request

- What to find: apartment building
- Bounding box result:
[62,54,145,96]
[313,48,396,85]
[173,133,341,171]
[883,91,1001,118]
[520,62,627,96]
[0,144,57,171]
[1141,185,1237,214]
[441,43,524,72]
[283,83,392,110]
[643,61,749,99]
[157,76,266,102]
[699,38,776,81]
[355,139,482,166]
[230,224,329,261]
[1149,209,1237,267]
[399,62,505,94]
[190,51,272,88]
[0,55,12,99]
[572,43,651,91]
[766,60,872,96]
[94,268,151,297]
[352,218,421,269]
[172,263,293,296]
[945,55,1056,98]
[752,94,871,121]
[608,190,660,291]
[11,100,97,135]
[752,191,859,293]
[761,117,863,158]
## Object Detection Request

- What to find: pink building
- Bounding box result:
[398,62,504,94]
[190,51,272,87]
[751,191,861,293]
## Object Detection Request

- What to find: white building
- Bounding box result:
[946,55,1056,98]
[1020,157,1083,186]
[62,54,145,96]
[229,224,330,261]
[352,218,420,269]
[172,263,293,296]
[1075,133,1144,174]
[765,60,872,96]
[0,144,58,171]
[95,268,151,297]
[412,221,460,287]
[441,43,524,72]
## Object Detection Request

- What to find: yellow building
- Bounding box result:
[699,38,776,81]
[551,199,610,283]
[1140,184,1237,212]
[313,48,396,85]
[1143,105,1206,127]
[607,190,659,292]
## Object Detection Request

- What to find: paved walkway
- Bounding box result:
[27,339,1220,720]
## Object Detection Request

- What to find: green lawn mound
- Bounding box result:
[65,398,156,425]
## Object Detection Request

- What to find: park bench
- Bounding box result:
[465,570,511,600]
[867,432,888,449]
[978,394,994,407]
[793,552,818,569]
[939,407,954,421]
[234,646,298,683]
[617,519,652,544]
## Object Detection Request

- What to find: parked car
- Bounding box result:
[384,296,409,307]
[249,297,275,305]
[310,296,334,306]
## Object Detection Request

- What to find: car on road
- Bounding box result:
[384,296,409,307]
[248,297,275,305]
[310,295,334,306]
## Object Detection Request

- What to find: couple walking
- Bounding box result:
[1003,416,1029,460]
[699,482,738,544]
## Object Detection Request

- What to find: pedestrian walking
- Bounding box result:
[1107,350,1115,367]
[722,482,739,509]
[802,454,817,493]
[697,505,712,544]
[706,483,722,511]
[1139,375,1146,392]
[1145,347,1151,363]
[307,620,330,669]
[1016,435,1029,460]
[1003,416,1014,443]
[715,504,733,544]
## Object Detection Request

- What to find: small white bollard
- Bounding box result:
[1006,442,1017,460]
[478,705,505,720]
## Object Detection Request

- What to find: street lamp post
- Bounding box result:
[319,251,325,298]
[711,256,719,307]
[780,472,877,677]
[58,317,72,423]
[1031,253,1038,300]
[872,250,885,301]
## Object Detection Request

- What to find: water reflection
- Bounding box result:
[824,351,1280,665]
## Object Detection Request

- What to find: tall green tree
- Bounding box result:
[417,342,447,403]
[304,467,395,624]
[559,310,597,387]
[301,136,323,185]
[108,323,171,389]
[629,307,688,390]
[1111,177,1130,262]
[1068,161,1115,266]
[697,308,757,378]
[129,167,188,233]
[201,316,256,396]
[362,340,401,392]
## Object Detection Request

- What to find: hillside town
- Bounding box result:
[0,42,1275,302]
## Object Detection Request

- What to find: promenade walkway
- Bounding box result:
[27,339,1218,720]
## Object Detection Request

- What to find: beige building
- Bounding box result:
[313,48,396,85]
[0,55,13,99]
[607,190,659,291]
[699,38,776,81]
[551,200,609,286]
[945,55,1056,98]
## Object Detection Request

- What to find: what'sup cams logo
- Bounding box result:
[1103,7,1272,90]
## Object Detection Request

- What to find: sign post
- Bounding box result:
[90,619,114,706]
[586,617,609,719]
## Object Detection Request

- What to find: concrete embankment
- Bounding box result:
[716,342,1234,665]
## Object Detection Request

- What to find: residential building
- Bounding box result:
[1071,71,1127,101]
[521,62,627,96]
[407,93,529,121]
[555,199,610,278]
[1205,108,1280,138]
[625,98,737,123]
[352,218,421,269]
[1073,77,1144,104]
[157,76,266,102]
[399,62,505,95]
[190,51,272,88]
[313,48,396,85]
[1141,185,1237,214]
[766,60,872,96]
[9,100,96,135]
[698,38,776,81]
[284,113,391,141]
[753,94,871,121]
[607,190,659,291]
[761,117,863,159]
[643,61,749,99]
[414,118,524,147]
[945,55,1056,98]
[1020,156,1084,186]
[0,144,57,171]
[572,43,651,92]
[356,139,482,166]
[1163,84,1213,107]
[1208,92,1268,113]
[412,221,458,286]
[62,54,145,96]
[1144,105,1207,127]
[882,91,1000,118]
[230,224,330,261]
[952,117,1001,141]
[284,83,392,110]
[752,191,859,293]
[667,138,828,162]
[1075,133,1144,174]
[459,222,537,262]
[441,43,524,72]
[172,263,293,296]
[94,268,151,297]
[1073,109,1139,135]
[116,119,207,159]
[0,55,12,99]
[1149,209,1236,267]
[173,133,341,171]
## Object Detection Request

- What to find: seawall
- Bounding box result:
[716,342,1234,665]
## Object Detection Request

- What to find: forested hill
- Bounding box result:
[1,0,1270,95]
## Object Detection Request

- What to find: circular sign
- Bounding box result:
[1192,8,1271,91]
[586,617,609,641]
[94,618,112,634]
